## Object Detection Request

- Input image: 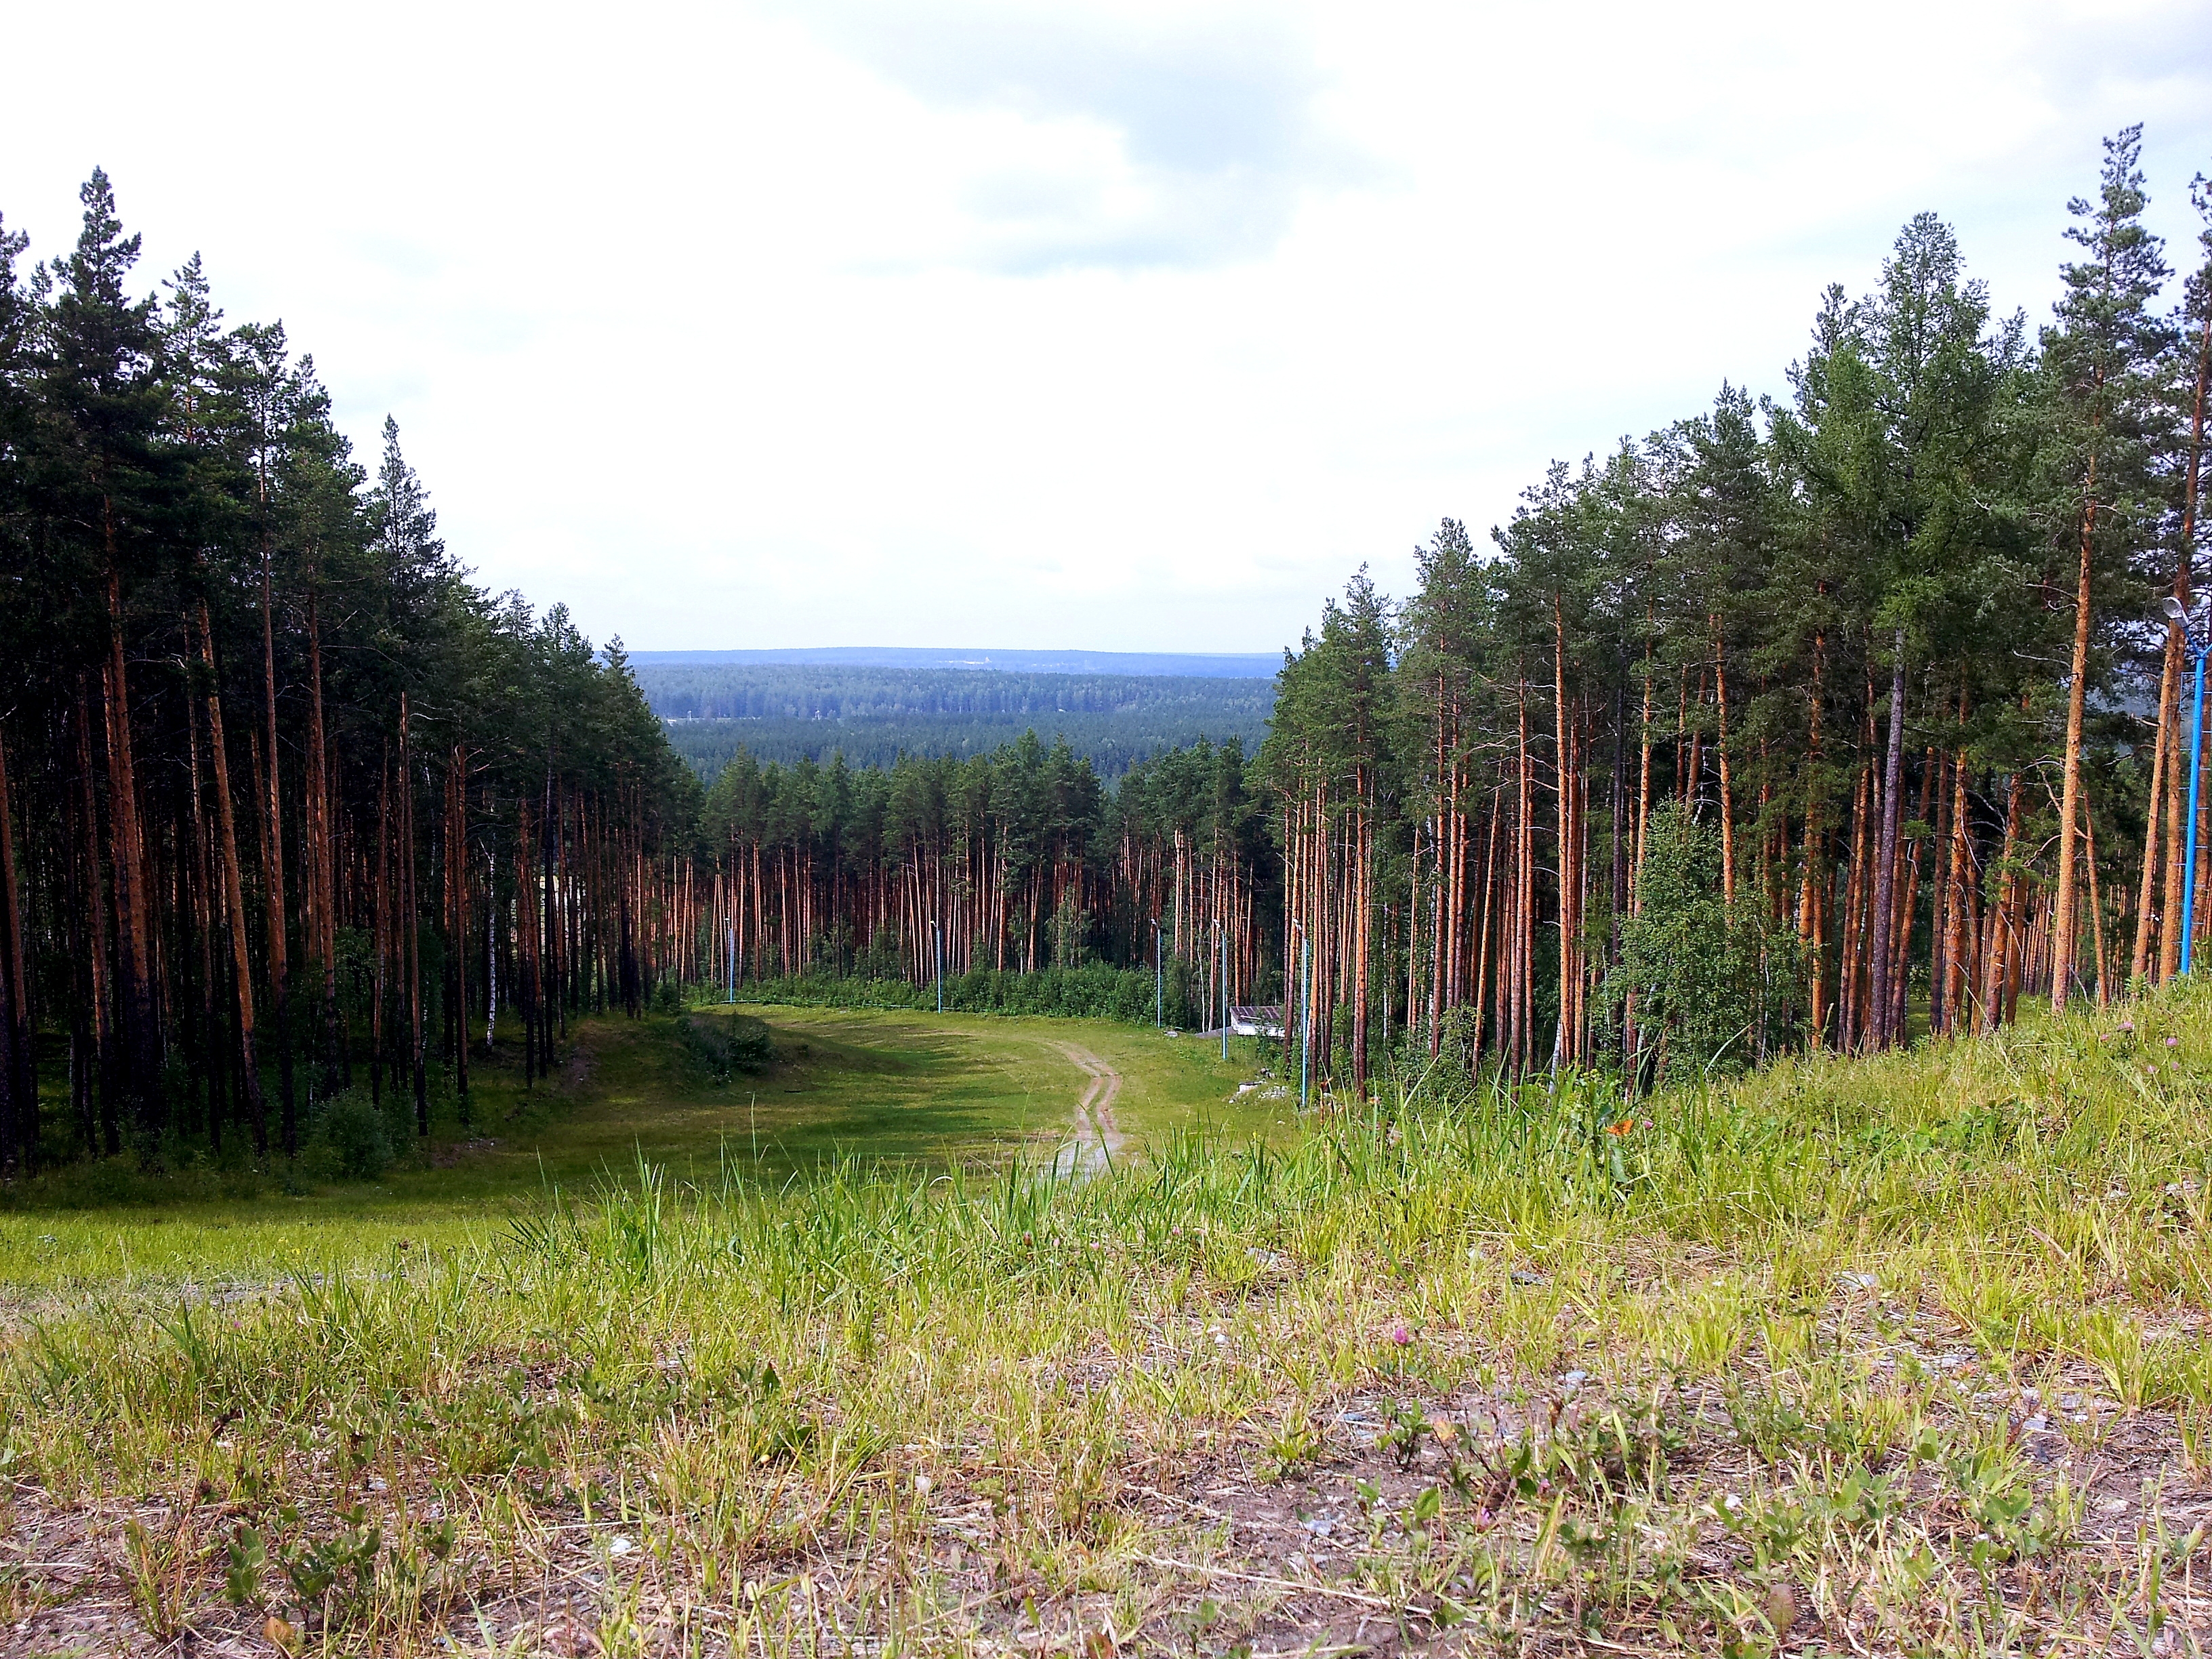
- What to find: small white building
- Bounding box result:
[1228,1005,1284,1038]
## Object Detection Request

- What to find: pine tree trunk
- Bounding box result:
[99,558,162,1153]
[1984,773,2023,1031]
[1839,758,1872,1052]
[2084,805,2109,1004]
[75,683,119,1155]
[1942,744,1972,1032]
[1799,627,1828,1045]
[1553,600,1577,1072]
[2135,637,2175,984]
[2052,457,2100,1014]
[401,698,425,1132]
[449,749,470,1108]
[0,731,31,1173]
[1714,623,1736,910]
[2165,314,2211,978]
[304,595,342,1097]
[194,606,270,1159]
[1866,631,1908,1051]
[1891,752,1935,1038]
[258,555,295,1153]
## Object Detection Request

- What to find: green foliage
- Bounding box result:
[741,963,1193,1025]
[302,1087,407,1182]
[676,1011,776,1081]
[1609,806,1803,1081]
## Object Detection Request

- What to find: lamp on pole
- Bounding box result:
[2165,596,2210,973]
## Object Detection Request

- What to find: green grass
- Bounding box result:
[0,1005,1271,1298]
[6,991,2212,1652]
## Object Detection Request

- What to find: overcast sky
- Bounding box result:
[6,1,2211,654]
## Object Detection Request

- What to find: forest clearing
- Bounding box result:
[0,1008,1264,1295]
[3,991,2212,1653]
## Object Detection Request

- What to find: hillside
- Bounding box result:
[7,990,2212,1651]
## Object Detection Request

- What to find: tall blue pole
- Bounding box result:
[2186,646,2207,974]
[933,920,943,1012]
[1153,918,1162,1027]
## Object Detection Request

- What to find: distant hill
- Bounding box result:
[627,646,1283,678]
[629,661,1275,780]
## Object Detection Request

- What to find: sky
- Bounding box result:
[5,1,2211,656]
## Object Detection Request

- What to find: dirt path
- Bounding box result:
[1046,1040,1128,1179]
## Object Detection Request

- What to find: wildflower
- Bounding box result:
[2168,1037,2180,1048]
[1389,1323,1411,1346]
[2119,1020,2135,1032]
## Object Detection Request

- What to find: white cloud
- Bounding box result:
[3,0,2208,653]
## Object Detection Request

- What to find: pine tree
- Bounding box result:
[2045,128,2175,1012]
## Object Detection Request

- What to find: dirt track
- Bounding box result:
[1047,1040,1127,1179]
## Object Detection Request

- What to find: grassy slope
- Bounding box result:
[0,1007,1269,1295]
[6,994,2212,1652]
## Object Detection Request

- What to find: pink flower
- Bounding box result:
[2168,1038,2180,1048]
[1389,1324,1411,1346]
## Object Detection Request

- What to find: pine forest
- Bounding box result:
[3,127,2212,1173]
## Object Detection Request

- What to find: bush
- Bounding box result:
[1605,804,1803,1084]
[304,1087,394,1182]
[679,1012,777,1081]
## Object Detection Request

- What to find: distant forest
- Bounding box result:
[630,647,1279,677]
[634,664,1273,778]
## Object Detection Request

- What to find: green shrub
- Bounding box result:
[1605,804,1803,1084]
[679,1012,777,1082]
[304,1088,393,1182]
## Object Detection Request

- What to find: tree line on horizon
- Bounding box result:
[646,662,1271,781]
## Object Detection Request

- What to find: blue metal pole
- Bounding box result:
[2186,646,2207,975]
[1153,919,1162,1027]
[933,921,943,1012]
